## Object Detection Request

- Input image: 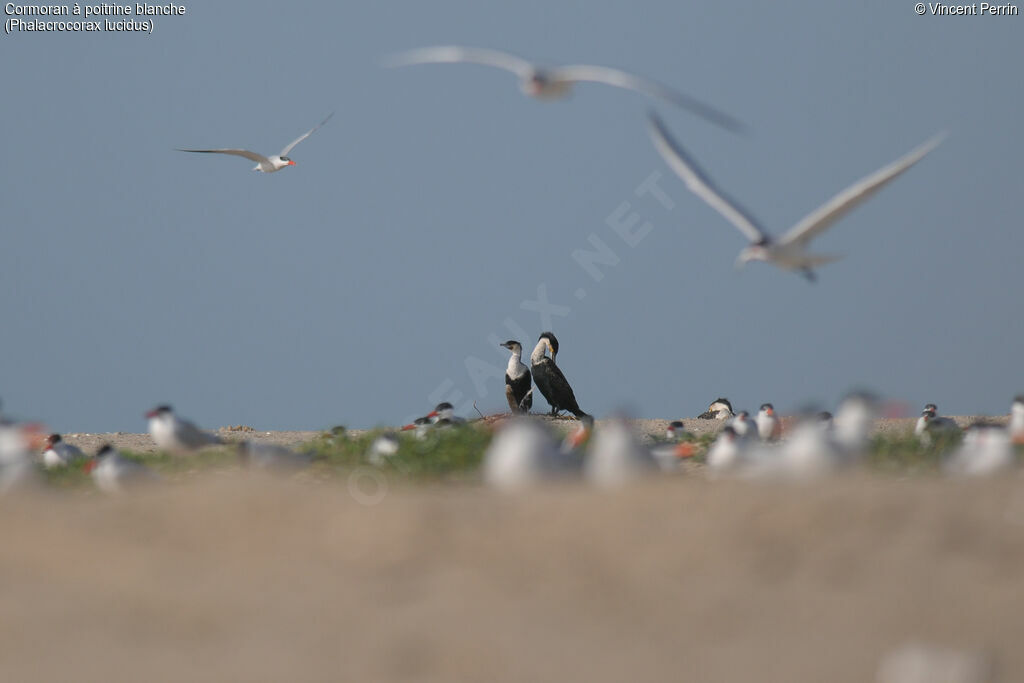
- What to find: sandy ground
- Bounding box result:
[2,414,1018,682]
[3,474,1023,682]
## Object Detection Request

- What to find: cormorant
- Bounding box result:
[530,332,589,419]
[500,340,533,414]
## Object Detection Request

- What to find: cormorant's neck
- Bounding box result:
[507,349,527,377]
[530,339,548,365]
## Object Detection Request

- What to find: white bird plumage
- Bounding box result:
[147,405,222,453]
[177,112,334,173]
[384,45,744,134]
[647,112,946,280]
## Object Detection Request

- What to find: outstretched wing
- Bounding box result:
[176,148,269,164]
[647,112,769,244]
[779,132,947,247]
[280,112,335,157]
[382,45,534,77]
[553,65,744,134]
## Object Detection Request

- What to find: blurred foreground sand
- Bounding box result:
[2,472,1023,682]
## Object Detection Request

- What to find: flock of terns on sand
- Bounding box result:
[1,388,1022,494]
[1,47,971,492]
[176,45,946,281]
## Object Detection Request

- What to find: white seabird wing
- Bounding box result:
[779,132,947,247]
[280,112,334,157]
[176,148,270,164]
[554,64,744,134]
[647,112,769,244]
[382,45,535,77]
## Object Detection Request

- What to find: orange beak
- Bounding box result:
[400,424,415,431]
[83,459,97,474]
[426,411,439,419]
[766,407,774,416]
[288,160,296,166]
[674,443,696,459]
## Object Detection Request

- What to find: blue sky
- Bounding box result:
[2,1,1021,431]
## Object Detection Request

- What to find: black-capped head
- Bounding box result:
[1014,395,1024,405]
[721,425,737,439]
[924,403,937,413]
[759,403,774,412]
[146,404,173,419]
[669,420,685,429]
[434,402,454,412]
[96,444,115,458]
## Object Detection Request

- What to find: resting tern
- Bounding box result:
[915,407,960,446]
[41,433,85,468]
[647,113,946,280]
[86,445,157,493]
[146,405,223,453]
[755,403,782,442]
[384,46,744,134]
[177,112,334,173]
[726,410,755,439]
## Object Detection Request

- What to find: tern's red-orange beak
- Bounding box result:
[675,443,696,459]
[766,407,774,416]
[83,459,97,474]
[287,160,296,166]
[426,411,439,419]
[400,424,415,431]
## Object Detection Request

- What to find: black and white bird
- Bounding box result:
[500,340,533,414]
[755,403,782,441]
[530,332,589,419]
[665,420,687,441]
[384,46,743,134]
[698,398,734,420]
[915,406,960,446]
[727,410,756,439]
[177,112,334,173]
[41,433,85,469]
[86,445,157,493]
[146,405,223,453]
[647,112,945,280]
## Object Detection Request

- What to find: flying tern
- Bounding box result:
[647,112,946,280]
[385,46,744,134]
[177,112,334,173]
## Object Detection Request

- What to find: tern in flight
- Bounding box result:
[384,46,744,134]
[647,112,946,280]
[177,112,334,173]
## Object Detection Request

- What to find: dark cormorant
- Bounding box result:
[530,332,589,419]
